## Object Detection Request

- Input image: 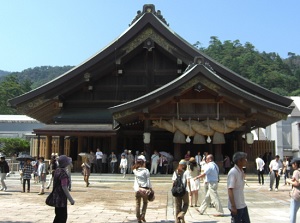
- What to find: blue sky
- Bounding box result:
[1,1,299,72]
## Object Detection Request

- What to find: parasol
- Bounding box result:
[78,152,92,159]
[16,154,35,161]
[159,151,172,159]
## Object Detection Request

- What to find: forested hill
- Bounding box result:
[0,37,299,115]
[0,66,74,89]
[196,37,300,96]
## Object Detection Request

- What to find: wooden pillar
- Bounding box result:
[59,136,64,155]
[174,143,181,161]
[45,135,52,159]
[37,135,41,157]
[78,136,83,154]
[111,135,117,152]
[214,144,223,161]
[143,120,151,155]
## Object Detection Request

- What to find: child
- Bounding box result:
[119,155,127,178]
[21,159,34,193]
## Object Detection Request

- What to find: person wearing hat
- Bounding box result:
[37,157,47,195]
[51,155,75,223]
[227,151,250,223]
[132,155,152,223]
[194,154,224,217]
[172,159,190,223]
[127,150,134,174]
[0,155,9,191]
[46,155,58,190]
[187,157,200,207]
[21,159,34,193]
[286,157,300,223]
[119,154,127,178]
[81,157,91,187]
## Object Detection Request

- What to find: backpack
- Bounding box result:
[171,171,186,197]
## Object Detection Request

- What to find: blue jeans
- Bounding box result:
[231,206,250,223]
[290,198,300,223]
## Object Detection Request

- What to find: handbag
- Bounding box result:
[148,189,155,202]
[45,192,55,206]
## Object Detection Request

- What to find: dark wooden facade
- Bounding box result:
[8,4,293,171]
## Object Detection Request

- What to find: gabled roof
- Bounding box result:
[109,64,293,128]
[8,4,293,124]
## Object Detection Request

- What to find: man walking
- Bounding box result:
[269,155,283,191]
[255,155,265,185]
[227,152,250,223]
[95,148,103,173]
[194,154,224,216]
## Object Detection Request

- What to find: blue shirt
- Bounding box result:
[204,161,219,182]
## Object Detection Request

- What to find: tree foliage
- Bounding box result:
[199,37,300,96]
[0,66,73,114]
[0,138,30,156]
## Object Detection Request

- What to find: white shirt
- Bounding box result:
[195,154,202,165]
[133,167,151,191]
[96,151,103,159]
[151,153,159,164]
[256,157,265,171]
[227,165,246,209]
[119,158,127,168]
[269,159,282,171]
[172,170,190,188]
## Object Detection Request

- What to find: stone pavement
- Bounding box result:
[0,173,298,223]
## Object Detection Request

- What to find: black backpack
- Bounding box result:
[171,171,186,197]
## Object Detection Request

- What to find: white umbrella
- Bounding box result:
[78,152,92,159]
[159,151,172,159]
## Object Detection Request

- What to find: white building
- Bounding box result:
[266,96,300,159]
[0,115,45,139]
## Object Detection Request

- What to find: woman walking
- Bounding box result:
[119,154,127,178]
[172,159,190,223]
[286,157,300,223]
[81,157,91,187]
[187,157,200,207]
[133,155,152,223]
[46,155,58,189]
[52,155,75,223]
[21,159,34,193]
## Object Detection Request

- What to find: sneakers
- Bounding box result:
[269,188,272,191]
[275,188,278,192]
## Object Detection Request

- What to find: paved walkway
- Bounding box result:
[0,173,298,223]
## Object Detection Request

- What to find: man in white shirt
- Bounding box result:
[269,155,283,191]
[227,152,250,223]
[255,155,265,185]
[95,148,103,173]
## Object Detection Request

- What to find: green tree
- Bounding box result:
[0,75,32,114]
[0,138,30,156]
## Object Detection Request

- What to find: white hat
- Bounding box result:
[137,155,146,162]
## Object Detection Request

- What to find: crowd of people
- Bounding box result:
[1,150,300,223]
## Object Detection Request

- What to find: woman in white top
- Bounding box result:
[187,157,200,207]
[119,155,127,178]
[133,155,152,223]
